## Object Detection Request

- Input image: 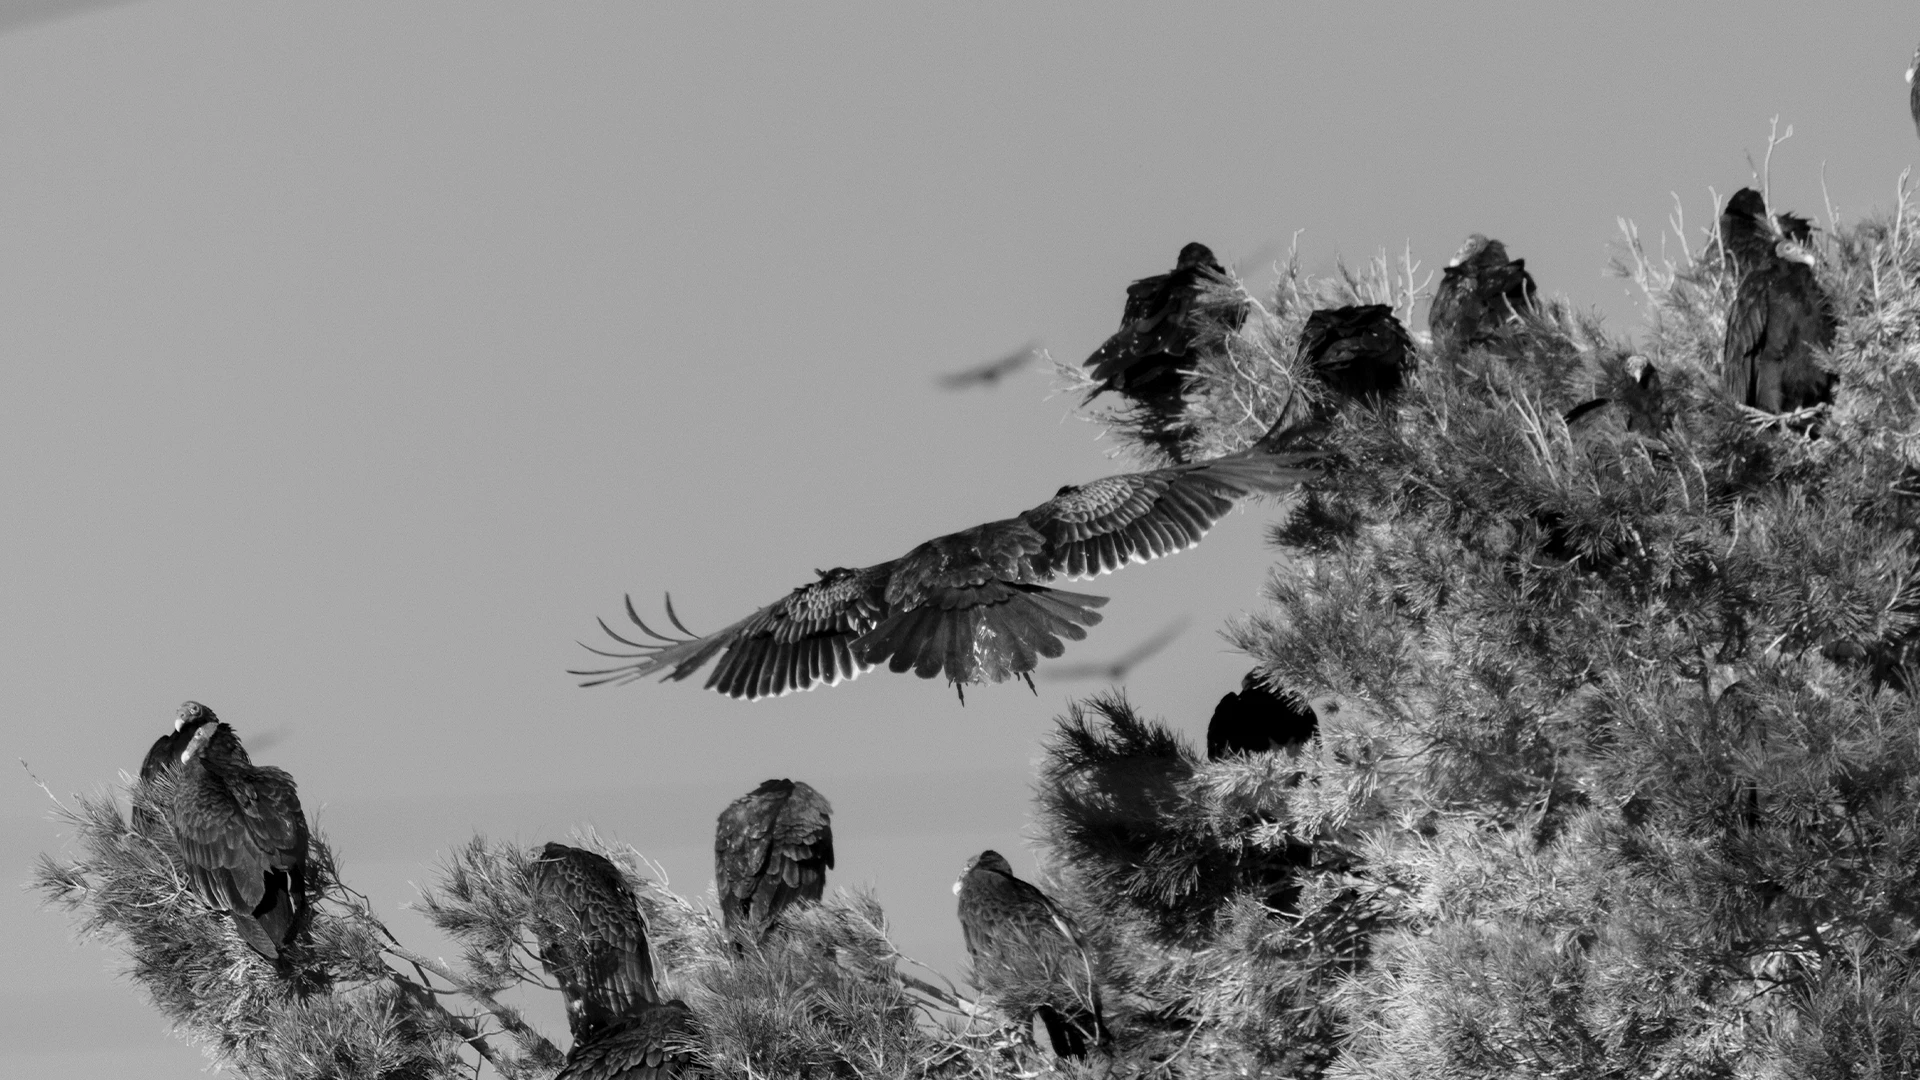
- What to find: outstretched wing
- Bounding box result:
[937,342,1040,390]
[574,565,893,701]
[1021,446,1321,581]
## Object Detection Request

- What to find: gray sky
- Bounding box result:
[5,2,1916,1075]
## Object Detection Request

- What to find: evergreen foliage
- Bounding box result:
[38,174,1920,1076]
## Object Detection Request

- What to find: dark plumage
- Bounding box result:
[167,708,309,961]
[555,1001,695,1080]
[132,700,218,834]
[937,342,1040,390]
[954,850,1110,1059]
[575,439,1320,700]
[1908,44,1920,140]
[1563,355,1667,437]
[1428,235,1537,353]
[1720,190,1838,414]
[529,843,659,1039]
[1206,671,1318,760]
[1297,304,1414,405]
[713,779,834,942]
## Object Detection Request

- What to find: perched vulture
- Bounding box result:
[529,843,659,1038]
[954,850,1110,1059]
[576,437,1320,701]
[1428,235,1537,353]
[1083,241,1245,408]
[713,779,834,942]
[1720,189,1838,414]
[132,700,218,834]
[1563,355,1667,437]
[1909,43,1920,139]
[555,1001,696,1080]
[1296,304,1414,406]
[1206,671,1319,760]
[167,708,309,961]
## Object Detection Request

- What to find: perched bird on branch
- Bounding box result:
[954,850,1110,1059]
[1563,354,1667,437]
[555,1002,696,1080]
[133,700,218,835]
[1206,671,1318,760]
[714,779,834,943]
[575,434,1320,701]
[1083,242,1248,458]
[1719,188,1838,414]
[1428,235,1537,353]
[936,342,1040,390]
[1908,43,1920,139]
[1297,304,1414,406]
[529,843,660,1038]
[165,704,309,961]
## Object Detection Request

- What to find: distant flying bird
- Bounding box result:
[1428,235,1537,353]
[1206,671,1318,760]
[166,705,309,961]
[529,843,659,1038]
[937,342,1040,390]
[1909,43,1920,139]
[1297,304,1414,405]
[555,1001,696,1080]
[1720,189,1838,414]
[1083,242,1249,457]
[575,436,1321,701]
[1042,617,1188,682]
[133,700,218,834]
[954,850,1110,1059]
[713,779,834,942]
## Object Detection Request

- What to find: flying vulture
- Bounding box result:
[954,850,1110,1059]
[554,1000,696,1080]
[529,843,660,1038]
[575,437,1320,701]
[166,706,309,961]
[1908,43,1920,139]
[713,779,834,943]
[1206,671,1319,760]
[937,342,1040,390]
[132,700,218,834]
[1296,304,1414,406]
[1719,189,1838,414]
[1428,235,1537,353]
[1042,616,1188,682]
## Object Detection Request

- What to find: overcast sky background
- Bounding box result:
[5,3,1917,1076]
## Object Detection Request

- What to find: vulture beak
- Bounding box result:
[1908,66,1916,85]
[951,879,963,896]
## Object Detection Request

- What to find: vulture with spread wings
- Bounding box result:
[714,779,834,942]
[166,706,310,961]
[955,849,1110,1059]
[1719,188,1837,414]
[1428,234,1537,353]
[575,437,1319,700]
[530,843,660,1038]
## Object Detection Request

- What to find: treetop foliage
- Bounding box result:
[39,169,1920,1077]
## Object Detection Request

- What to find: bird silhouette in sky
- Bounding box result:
[1041,617,1188,682]
[937,342,1041,390]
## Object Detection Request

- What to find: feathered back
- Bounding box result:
[167,717,309,961]
[954,849,1109,1058]
[713,779,834,941]
[529,842,660,1039]
[1207,670,1319,759]
[554,1000,695,1080]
